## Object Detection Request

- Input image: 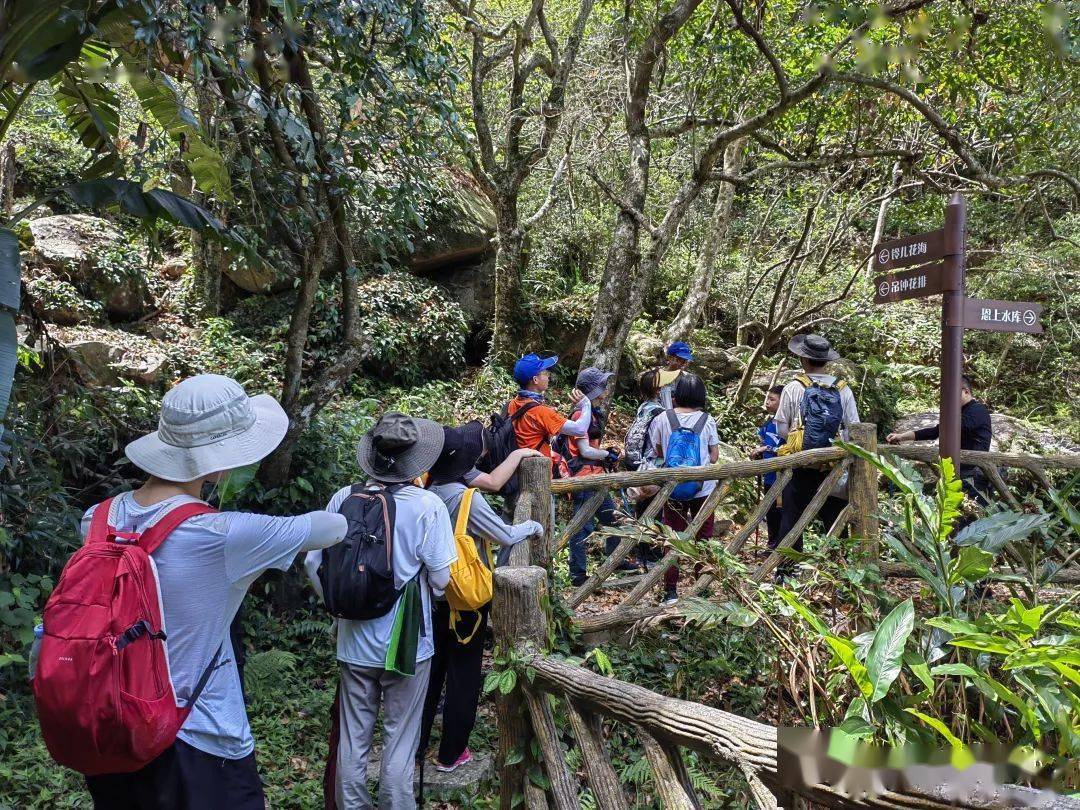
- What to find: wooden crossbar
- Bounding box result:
[569,482,676,608]
[724,468,791,556]
[549,448,847,494]
[555,487,610,553]
[888,445,1080,471]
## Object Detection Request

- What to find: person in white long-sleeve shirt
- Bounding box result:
[304,413,457,810]
[415,422,543,772]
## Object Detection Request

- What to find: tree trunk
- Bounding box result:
[665,137,746,342]
[0,143,14,218]
[867,161,903,273]
[489,201,528,364]
[730,330,776,407]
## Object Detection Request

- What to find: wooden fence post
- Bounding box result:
[847,422,880,558]
[516,455,554,567]
[493,566,550,810]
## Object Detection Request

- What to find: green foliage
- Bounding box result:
[354,272,468,385]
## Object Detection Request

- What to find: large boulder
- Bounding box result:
[24,270,104,325]
[27,214,152,320]
[410,171,496,274]
[58,327,170,387]
[892,411,1080,456]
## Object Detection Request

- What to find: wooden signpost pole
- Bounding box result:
[940,192,966,466]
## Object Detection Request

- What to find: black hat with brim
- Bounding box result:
[428,421,485,486]
[788,333,840,363]
[357,412,445,483]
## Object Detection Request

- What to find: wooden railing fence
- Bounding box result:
[487,430,1080,808]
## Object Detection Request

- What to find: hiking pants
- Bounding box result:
[777,468,847,554]
[418,600,489,766]
[86,739,264,810]
[661,497,715,589]
[335,659,431,810]
[569,490,618,581]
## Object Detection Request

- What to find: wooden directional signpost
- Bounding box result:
[871,193,1044,464]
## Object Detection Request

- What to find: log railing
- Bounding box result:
[510,425,1080,636]
[492,566,1080,810]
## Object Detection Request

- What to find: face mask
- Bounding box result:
[209,463,260,509]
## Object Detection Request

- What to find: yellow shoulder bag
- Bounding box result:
[444,488,495,643]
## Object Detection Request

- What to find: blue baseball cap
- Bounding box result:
[513,353,559,385]
[666,341,693,361]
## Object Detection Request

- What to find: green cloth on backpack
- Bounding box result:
[384,578,421,677]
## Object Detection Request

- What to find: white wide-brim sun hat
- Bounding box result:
[125,374,289,482]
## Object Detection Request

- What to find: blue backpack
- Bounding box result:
[796,374,847,450]
[662,410,709,501]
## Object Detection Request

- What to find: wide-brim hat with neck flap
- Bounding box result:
[428,421,485,486]
[357,412,445,484]
[125,374,289,483]
[788,333,840,363]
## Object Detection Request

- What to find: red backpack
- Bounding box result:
[33,497,220,775]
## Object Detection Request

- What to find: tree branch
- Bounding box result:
[723,0,788,98]
[587,167,659,238]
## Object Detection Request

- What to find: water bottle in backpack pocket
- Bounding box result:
[662,410,709,501]
[318,483,404,620]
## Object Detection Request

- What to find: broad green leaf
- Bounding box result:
[954,511,1052,553]
[866,599,914,702]
[836,716,875,740]
[933,457,965,542]
[824,635,872,699]
[498,669,517,695]
[925,617,982,636]
[948,634,1018,656]
[903,650,933,693]
[930,663,980,678]
[775,587,829,636]
[904,709,965,747]
[949,546,994,584]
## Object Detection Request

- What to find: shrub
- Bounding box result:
[354,272,469,385]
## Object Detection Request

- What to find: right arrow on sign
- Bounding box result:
[957,298,1044,333]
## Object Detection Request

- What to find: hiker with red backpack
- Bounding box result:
[33,374,348,809]
[773,334,860,577]
[304,412,457,810]
[418,422,544,774]
[648,372,721,605]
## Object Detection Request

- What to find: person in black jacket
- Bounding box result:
[887,376,993,502]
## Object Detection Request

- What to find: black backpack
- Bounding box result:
[318,483,404,620]
[476,401,539,495]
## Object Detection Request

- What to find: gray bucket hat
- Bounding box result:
[575,367,615,400]
[125,374,288,483]
[357,412,445,483]
[788,333,840,363]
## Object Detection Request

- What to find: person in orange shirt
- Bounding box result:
[506,353,592,461]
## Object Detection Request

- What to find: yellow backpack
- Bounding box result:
[444,489,495,643]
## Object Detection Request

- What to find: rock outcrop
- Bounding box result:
[628,334,743,382]
[27,214,152,320]
[891,411,1080,456]
[57,327,169,387]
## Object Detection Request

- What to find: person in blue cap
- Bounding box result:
[507,353,592,464]
[659,341,693,409]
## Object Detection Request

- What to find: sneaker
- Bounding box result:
[436,748,472,773]
[570,575,588,587]
[661,587,678,606]
[615,560,639,572]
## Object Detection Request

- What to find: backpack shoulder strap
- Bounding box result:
[86,497,116,545]
[691,411,709,435]
[665,409,680,431]
[141,502,218,555]
[511,400,540,423]
[455,488,475,537]
[795,374,813,388]
[835,378,847,391]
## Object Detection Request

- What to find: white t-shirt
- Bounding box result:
[81,493,314,759]
[774,374,860,441]
[648,409,721,497]
[327,485,457,669]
